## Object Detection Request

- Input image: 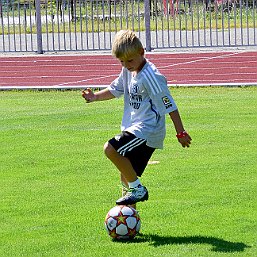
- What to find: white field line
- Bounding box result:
[1,82,257,90]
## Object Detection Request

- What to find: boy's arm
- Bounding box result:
[169,110,192,148]
[82,88,115,103]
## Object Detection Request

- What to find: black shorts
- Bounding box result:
[108,131,155,177]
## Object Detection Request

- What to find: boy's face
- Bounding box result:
[117,50,145,73]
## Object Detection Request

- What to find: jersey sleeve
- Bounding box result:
[107,70,125,98]
[143,72,178,116]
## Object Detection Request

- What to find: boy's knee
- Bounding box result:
[103,141,115,158]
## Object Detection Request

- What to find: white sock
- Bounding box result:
[128,179,141,189]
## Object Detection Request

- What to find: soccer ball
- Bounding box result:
[104,205,141,240]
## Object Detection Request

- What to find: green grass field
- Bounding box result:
[0,87,256,256]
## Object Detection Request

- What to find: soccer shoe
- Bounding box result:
[116,185,148,205]
[121,182,129,197]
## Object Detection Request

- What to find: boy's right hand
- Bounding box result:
[82,88,96,103]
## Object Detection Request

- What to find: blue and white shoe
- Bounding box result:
[116,185,148,205]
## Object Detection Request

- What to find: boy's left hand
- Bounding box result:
[177,133,192,148]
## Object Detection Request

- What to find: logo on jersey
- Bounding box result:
[162,96,173,109]
[129,84,142,110]
[131,84,139,94]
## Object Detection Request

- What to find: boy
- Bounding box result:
[82,30,192,207]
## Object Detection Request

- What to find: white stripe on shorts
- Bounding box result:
[118,137,146,156]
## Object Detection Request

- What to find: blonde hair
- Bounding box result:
[112,30,144,59]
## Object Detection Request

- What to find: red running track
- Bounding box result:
[0,51,257,89]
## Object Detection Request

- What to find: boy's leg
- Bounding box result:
[104,141,138,182]
[121,174,137,210]
[104,137,149,205]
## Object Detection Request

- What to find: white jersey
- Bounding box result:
[108,61,177,149]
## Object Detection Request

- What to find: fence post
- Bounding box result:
[144,0,151,51]
[35,0,43,54]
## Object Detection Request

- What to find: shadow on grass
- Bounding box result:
[115,234,250,253]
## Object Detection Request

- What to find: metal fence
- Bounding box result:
[0,0,256,53]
